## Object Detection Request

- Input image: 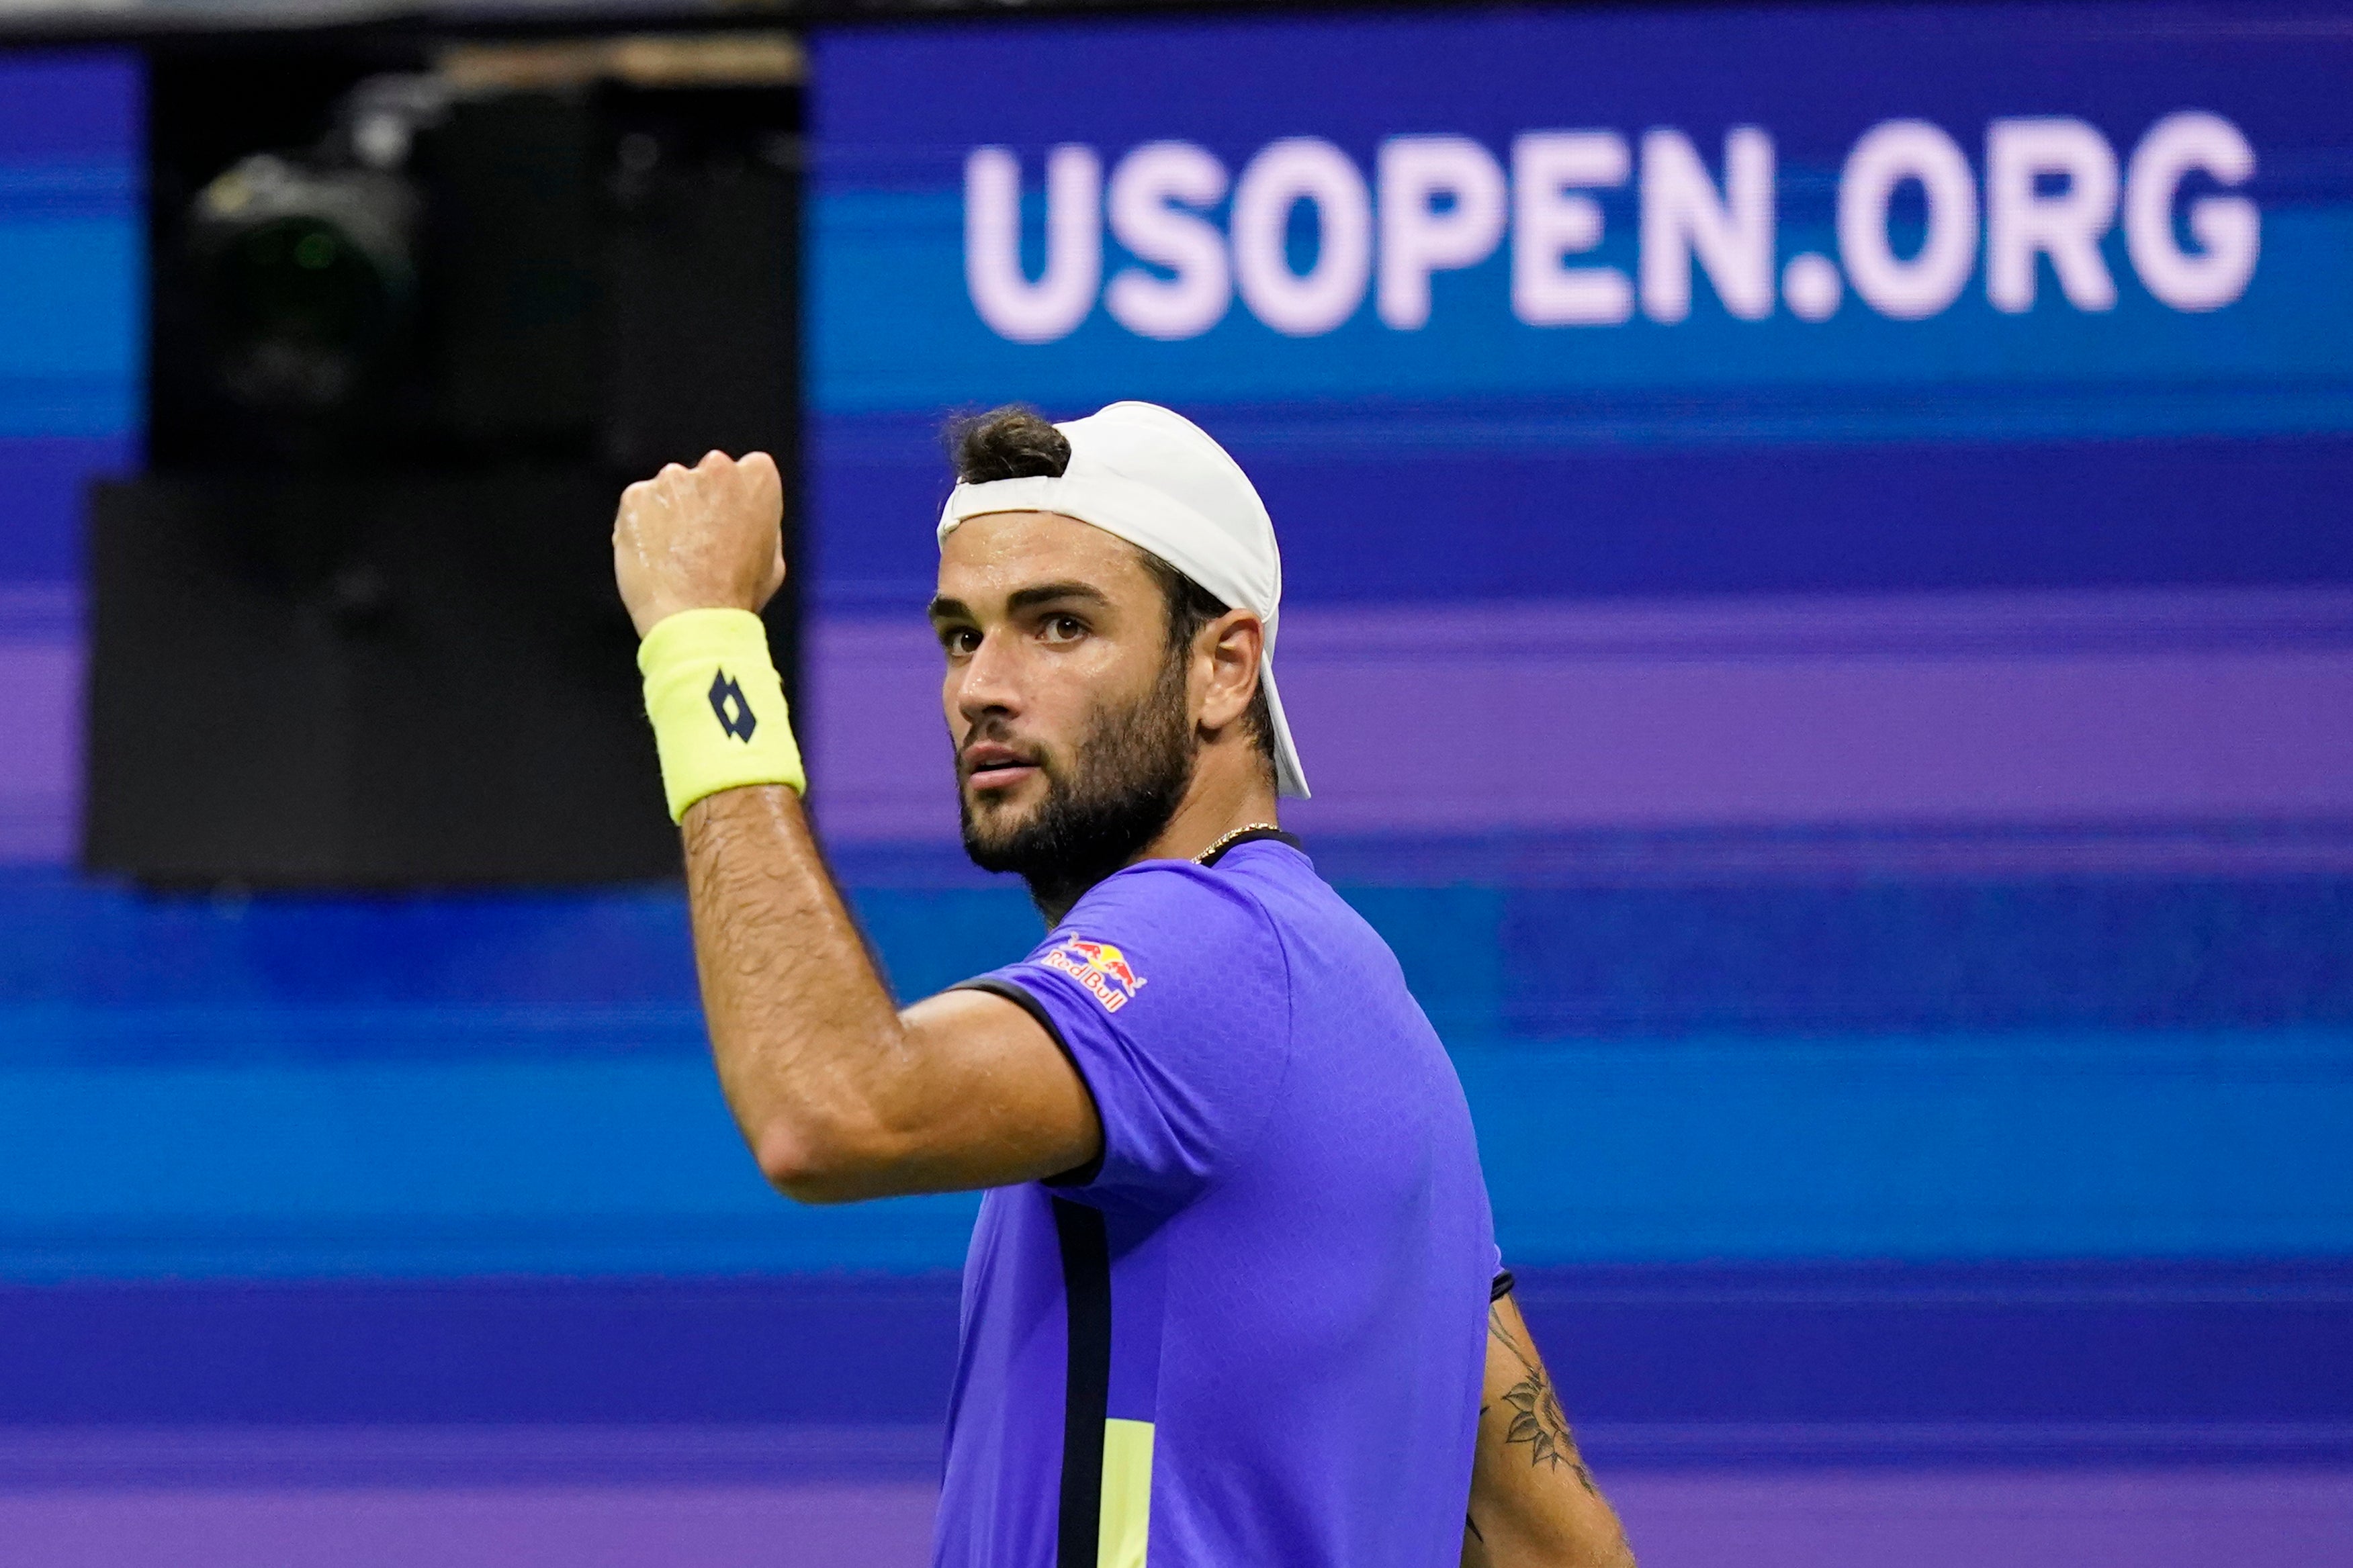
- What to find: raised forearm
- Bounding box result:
[681,782,910,1195]
[617,451,1094,1202]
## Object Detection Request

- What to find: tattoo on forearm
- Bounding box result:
[1489,1303,1599,1496]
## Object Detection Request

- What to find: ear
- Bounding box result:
[1196,609,1265,735]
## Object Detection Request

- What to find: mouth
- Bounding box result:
[962,741,1042,795]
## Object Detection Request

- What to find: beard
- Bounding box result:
[959,657,1196,919]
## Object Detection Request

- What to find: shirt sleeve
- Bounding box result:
[959,862,1294,1215]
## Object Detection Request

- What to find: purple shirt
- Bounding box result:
[934,832,1497,1568]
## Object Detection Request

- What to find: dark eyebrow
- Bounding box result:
[928,583,1108,625]
[1005,582,1110,614]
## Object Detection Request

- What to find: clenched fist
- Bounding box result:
[613,449,788,639]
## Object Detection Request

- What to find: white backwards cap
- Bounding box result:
[937,401,1308,798]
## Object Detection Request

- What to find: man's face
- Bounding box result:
[931,510,1194,903]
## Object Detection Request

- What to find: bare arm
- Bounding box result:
[617,450,1100,1203]
[683,782,1100,1202]
[1462,1289,1636,1568]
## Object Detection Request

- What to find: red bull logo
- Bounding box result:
[1042,936,1147,1013]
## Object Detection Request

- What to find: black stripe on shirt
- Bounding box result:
[1053,1197,1112,1568]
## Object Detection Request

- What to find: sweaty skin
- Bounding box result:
[609,450,1268,1199]
[612,450,1634,1556]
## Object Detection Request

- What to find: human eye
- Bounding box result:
[1038,612,1089,645]
[938,626,981,658]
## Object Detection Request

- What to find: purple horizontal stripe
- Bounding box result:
[1584,1424,2353,1467]
[0,582,79,639]
[6,587,2349,864]
[0,629,75,865]
[0,1465,2342,1567]
[1282,588,2353,662]
[0,1481,938,1567]
[806,616,954,845]
[5,1421,2344,1489]
[0,1426,941,1488]
[807,589,2353,845]
[1611,1467,2353,1568]
[1286,823,2353,884]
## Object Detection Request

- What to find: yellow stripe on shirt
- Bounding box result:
[1098,1418,1155,1568]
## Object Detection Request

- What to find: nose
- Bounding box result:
[950,626,1024,732]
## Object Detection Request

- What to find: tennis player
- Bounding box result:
[613,402,1632,1567]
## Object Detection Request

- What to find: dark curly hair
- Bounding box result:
[947,404,1071,483]
[947,405,1274,773]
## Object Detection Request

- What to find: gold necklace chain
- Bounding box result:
[1195,822,1284,865]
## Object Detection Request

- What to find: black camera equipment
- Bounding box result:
[88,35,801,886]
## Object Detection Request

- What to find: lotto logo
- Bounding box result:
[708,670,757,742]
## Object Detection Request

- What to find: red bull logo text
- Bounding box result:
[1042,937,1147,1013]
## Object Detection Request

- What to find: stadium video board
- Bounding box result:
[809,0,2353,860]
[805,3,2334,860]
[805,1,2353,852]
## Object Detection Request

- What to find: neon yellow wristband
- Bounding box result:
[638,608,806,822]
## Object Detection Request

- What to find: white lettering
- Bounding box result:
[1986,118,2119,313]
[966,110,2256,344]
[1230,137,1373,336]
[1781,253,1842,320]
[1104,141,1231,340]
[2125,111,2259,312]
[1510,131,1632,326]
[1377,135,1508,330]
[964,145,1101,344]
[1640,127,1775,322]
[1838,120,1979,320]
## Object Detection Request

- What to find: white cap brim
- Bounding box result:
[1258,655,1310,799]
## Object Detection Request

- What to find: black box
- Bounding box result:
[91,40,801,886]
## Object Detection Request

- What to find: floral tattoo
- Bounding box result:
[1487,1301,1599,1496]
